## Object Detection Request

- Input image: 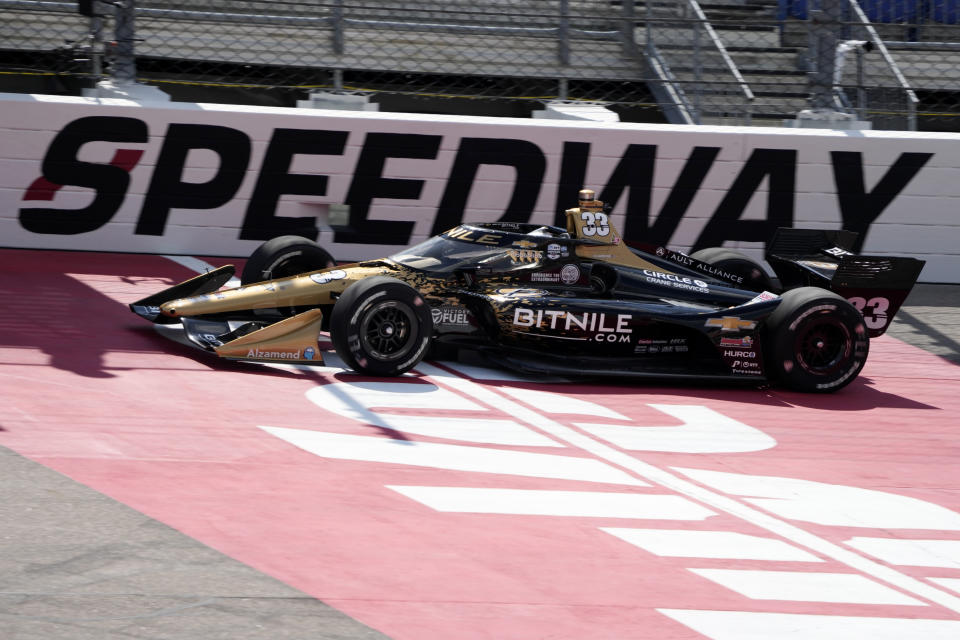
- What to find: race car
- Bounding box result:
[130,189,925,392]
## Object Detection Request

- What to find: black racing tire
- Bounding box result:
[330,276,433,376]
[690,247,774,292]
[241,235,335,286]
[764,286,869,393]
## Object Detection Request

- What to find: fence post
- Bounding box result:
[111,0,137,85]
[621,0,639,59]
[807,0,843,109]
[333,0,344,55]
[558,0,570,66]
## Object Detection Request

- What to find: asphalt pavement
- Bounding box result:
[884,283,960,365]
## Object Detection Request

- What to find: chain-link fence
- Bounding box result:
[2,0,959,130]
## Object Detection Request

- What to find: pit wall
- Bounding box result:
[1,92,957,282]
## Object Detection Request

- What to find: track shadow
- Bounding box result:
[493,371,938,412]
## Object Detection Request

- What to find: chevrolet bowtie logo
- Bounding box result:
[705,316,757,332]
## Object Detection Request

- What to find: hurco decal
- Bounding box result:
[513,308,632,343]
[642,270,709,294]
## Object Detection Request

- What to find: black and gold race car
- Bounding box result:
[130,190,925,392]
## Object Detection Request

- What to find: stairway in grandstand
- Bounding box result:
[637,0,809,125]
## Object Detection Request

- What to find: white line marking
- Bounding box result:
[496,387,630,420]
[657,610,960,640]
[258,428,647,485]
[602,529,823,562]
[576,404,776,453]
[438,361,567,383]
[688,568,926,606]
[845,537,960,569]
[415,362,960,614]
[930,578,960,595]
[387,487,716,520]
[304,381,559,446]
[676,467,960,530]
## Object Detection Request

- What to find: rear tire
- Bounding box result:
[690,247,774,292]
[764,287,868,392]
[330,277,433,376]
[241,235,335,286]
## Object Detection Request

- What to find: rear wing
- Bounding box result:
[766,227,925,337]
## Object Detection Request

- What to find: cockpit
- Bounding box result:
[388,223,570,274]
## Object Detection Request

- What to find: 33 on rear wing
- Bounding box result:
[766,228,925,337]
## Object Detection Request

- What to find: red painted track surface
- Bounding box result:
[3,248,960,639]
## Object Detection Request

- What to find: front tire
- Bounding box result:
[330,277,433,376]
[764,287,869,392]
[241,235,335,286]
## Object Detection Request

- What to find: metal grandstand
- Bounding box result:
[1,0,959,129]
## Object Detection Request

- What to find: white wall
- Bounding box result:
[1,92,957,282]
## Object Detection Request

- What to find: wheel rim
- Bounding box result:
[359,301,417,362]
[795,319,850,375]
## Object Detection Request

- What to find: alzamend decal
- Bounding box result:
[310,269,347,285]
[560,264,581,284]
[705,316,757,332]
[642,270,709,294]
[246,347,302,359]
[304,346,316,360]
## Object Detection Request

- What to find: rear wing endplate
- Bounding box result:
[766,228,925,337]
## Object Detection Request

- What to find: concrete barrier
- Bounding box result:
[2,92,957,282]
